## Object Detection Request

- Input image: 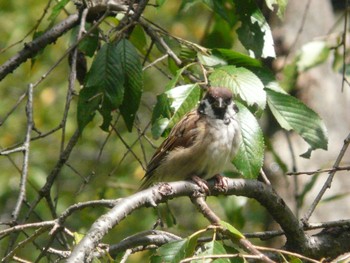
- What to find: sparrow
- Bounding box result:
[140,87,241,190]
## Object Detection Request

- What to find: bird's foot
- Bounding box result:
[212,174,229,192]
[191,175,210,194]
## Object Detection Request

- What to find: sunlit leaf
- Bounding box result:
[297,41,330,72]
[197,53,227,67]
[209,65,266,110]
[212,49,262,68]
[193,240,230,263]
[233,103,264,179]
[151,84,200,138]
[157,235,198,263]
[235,0,275,58]
[220,220,245,239]
[265,0,288,19]
[266,88,328,158]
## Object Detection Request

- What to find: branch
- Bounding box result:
[67,179,309,262]
[11,84,34,220]
[191,196,276,263]
[0,14,79,81]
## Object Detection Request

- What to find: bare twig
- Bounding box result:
[12,84,34,220]
[25,129,80,221]
[0,0,53,55]
[256,246,320,263]
[302,132,350,224]
[59,8,88,153]
[341,2,349,92]
[111,125,146,171]
[287,166,350,176]
[2,226,50,262]
[191,196,275,263]
[142,54,168,70]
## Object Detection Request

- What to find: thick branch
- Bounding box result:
[67,179,340,262]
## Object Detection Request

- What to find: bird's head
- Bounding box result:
[198,87,239,120]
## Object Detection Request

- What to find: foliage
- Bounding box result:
[0,0,347,262]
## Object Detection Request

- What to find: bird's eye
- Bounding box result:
[207,96,215,104]
[233,104,239,113]
[224,98,232,104]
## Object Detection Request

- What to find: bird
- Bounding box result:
[140,87,241,191]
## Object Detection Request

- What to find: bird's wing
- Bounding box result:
[143,110,201,179]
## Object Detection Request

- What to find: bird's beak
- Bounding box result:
[218,98,224,108]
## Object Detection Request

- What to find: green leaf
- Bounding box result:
[233,103,264,179]
[266,88,328,157]
[151,84,200,138]
[48,0,70,22]
[209,65,266,111]
[77,86,102,133]
[129,25,148,55]
[220,220,245,239]
[212,49,262,68]
[166,84,200,127]
[118,39,143,131]
[197,53,227,67]
[157,235,198,263]
[165,63,195,91]
[280,59,298,92]
[151,93,172,139]
[235,0,275,58]
[85,42,125,109]
[297,41,330,72]
[193,240,230,263]
[265,0,287,19]
[156,0,167,7]
[78,24,99,57]
[201,15,234,49]
[209,1,237,26]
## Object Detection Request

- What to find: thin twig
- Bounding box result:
[180,254,261,263]
[0,92,27,127]
[256,246,320,263]
[191,196,275,263]
[142,54,168,70]
[2,226,50,262]
[281,0,312,67]
[302,133,350,224]
[341,3,349,92]
[0,14,80,81]
[285,131,300,217]
[12,84,34,220]
[287,166,350,176]
[111,125,146,171]
[59,8,88,152]
[109,120,151,175]
[0,0,53,54]
[25,129,80,221]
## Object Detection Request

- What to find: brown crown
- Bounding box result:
[206,87,233,100]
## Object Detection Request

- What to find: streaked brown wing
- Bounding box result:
[144,109,201,178]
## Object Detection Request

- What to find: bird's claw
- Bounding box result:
[191,175,210,195]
